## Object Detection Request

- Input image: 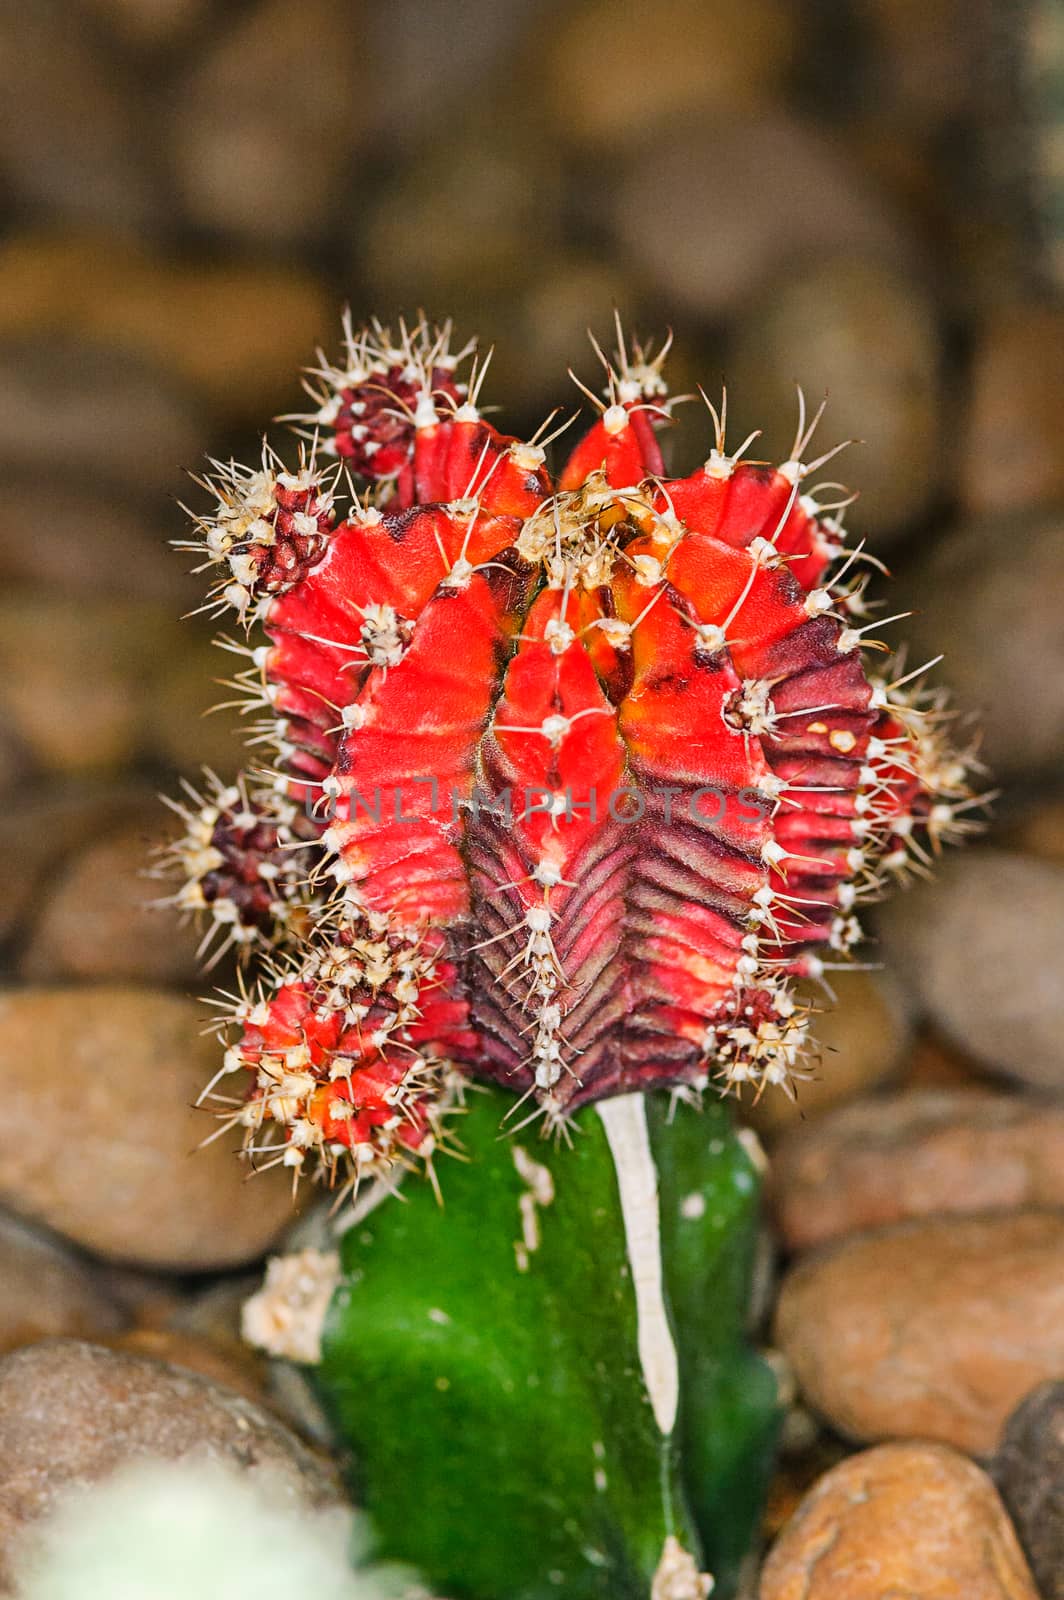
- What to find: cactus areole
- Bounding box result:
[165,313,978,1198]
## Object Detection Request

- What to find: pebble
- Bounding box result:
[0,1340,341,1589]
[860,0,979,133]
[166,1274,259,1348]
[0,473,192,604]
[613,115,909,322]
[877,851,1064,1093]
[1004,796,1064,865]
[0,592,180,774]
[78,0,208,51]
[741,970,912,1140]
[21,817,202,984]
[769,1089,1064,1250]
[897,512,1064,778]
[901,1029,982,1090]
[0,1211,127,1354]
[106,1328,266,1406]
[726,256,942,541]
[992,1380,1064,1600]
[167,0,370,245]
[0,783,158,944]
[774,1212,1064,1454]
[0,721,28,803]
[361,107,565,311]
[760,1441,1039,1600]
[546,0,796,148]
[144,629,248,778]
[364,0,545,143]
[448,258,638,418]
[0,0,159,230]
[0,987,300,1271]
[963,304,1064,516]
[0,232,331,421]
[0,337,203,497]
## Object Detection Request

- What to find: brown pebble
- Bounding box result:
[774,1212,1064,1454]
[726,256,942,542]
[613,116,910,322]
[0,1,159,230]
[546,0,796,149]
[0,473,192,605]
[963,304,1064,516]
[77,0,209,52]
[21,818,201,984]
[896,513,1064,778]
[0,232,331,421]
[877,851,1064,1092]
[760,1441,1039,1599]
[769,1089,1064,1249]
[901,1030,981,1090]
[361,107,565,312]
[143,630,251,778]
[0,591,182,774]
[992,1380,1064,1600]
[0,338,203,498]
[1002,795,1064,865]
[168,0,371,245]
[0,1340,341,1589]
[0,987,300,1271]
[0,1212,127,1354]
[0,784,158,944]
[363,0,542,145]
[106,1328,265,1405]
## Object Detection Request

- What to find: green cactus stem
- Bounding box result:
[310,1087,779,1600]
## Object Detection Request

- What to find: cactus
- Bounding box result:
[161,313,982,1596]
[270,1085,777,1600]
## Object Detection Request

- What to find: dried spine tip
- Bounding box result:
[165,314,982,1200]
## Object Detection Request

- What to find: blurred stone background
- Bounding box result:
[0,1,1062,1596]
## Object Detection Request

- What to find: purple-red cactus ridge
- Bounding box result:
[160,313,987,1203]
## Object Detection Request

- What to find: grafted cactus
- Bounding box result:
[160,314,981,1598]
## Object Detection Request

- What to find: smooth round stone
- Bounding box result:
[992,1380,1064,1600]
[770,1089,1064,1249]
[761,1441,1039,1599]
[0,593,181,774]
[963,304,1064,516]
[0,0,160,229]
[167,0,371,245]
[22,817,202,985]
[774,1212,1064,1455]
[726,256,942,542]
[877,851,1064,1093]
[546,0,796,149]
[0,987,300,1271]
[0,338,203,498]
[0,473,192,604]
[0,1340,342,1590]
[896,513,1064,779]
[0,1211,127,1354]
[614,116,910,321]
[0,232,331,422]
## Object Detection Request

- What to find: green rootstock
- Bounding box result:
[313,1088,779,1600]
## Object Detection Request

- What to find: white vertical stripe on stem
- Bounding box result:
[596,1092,679,1436]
